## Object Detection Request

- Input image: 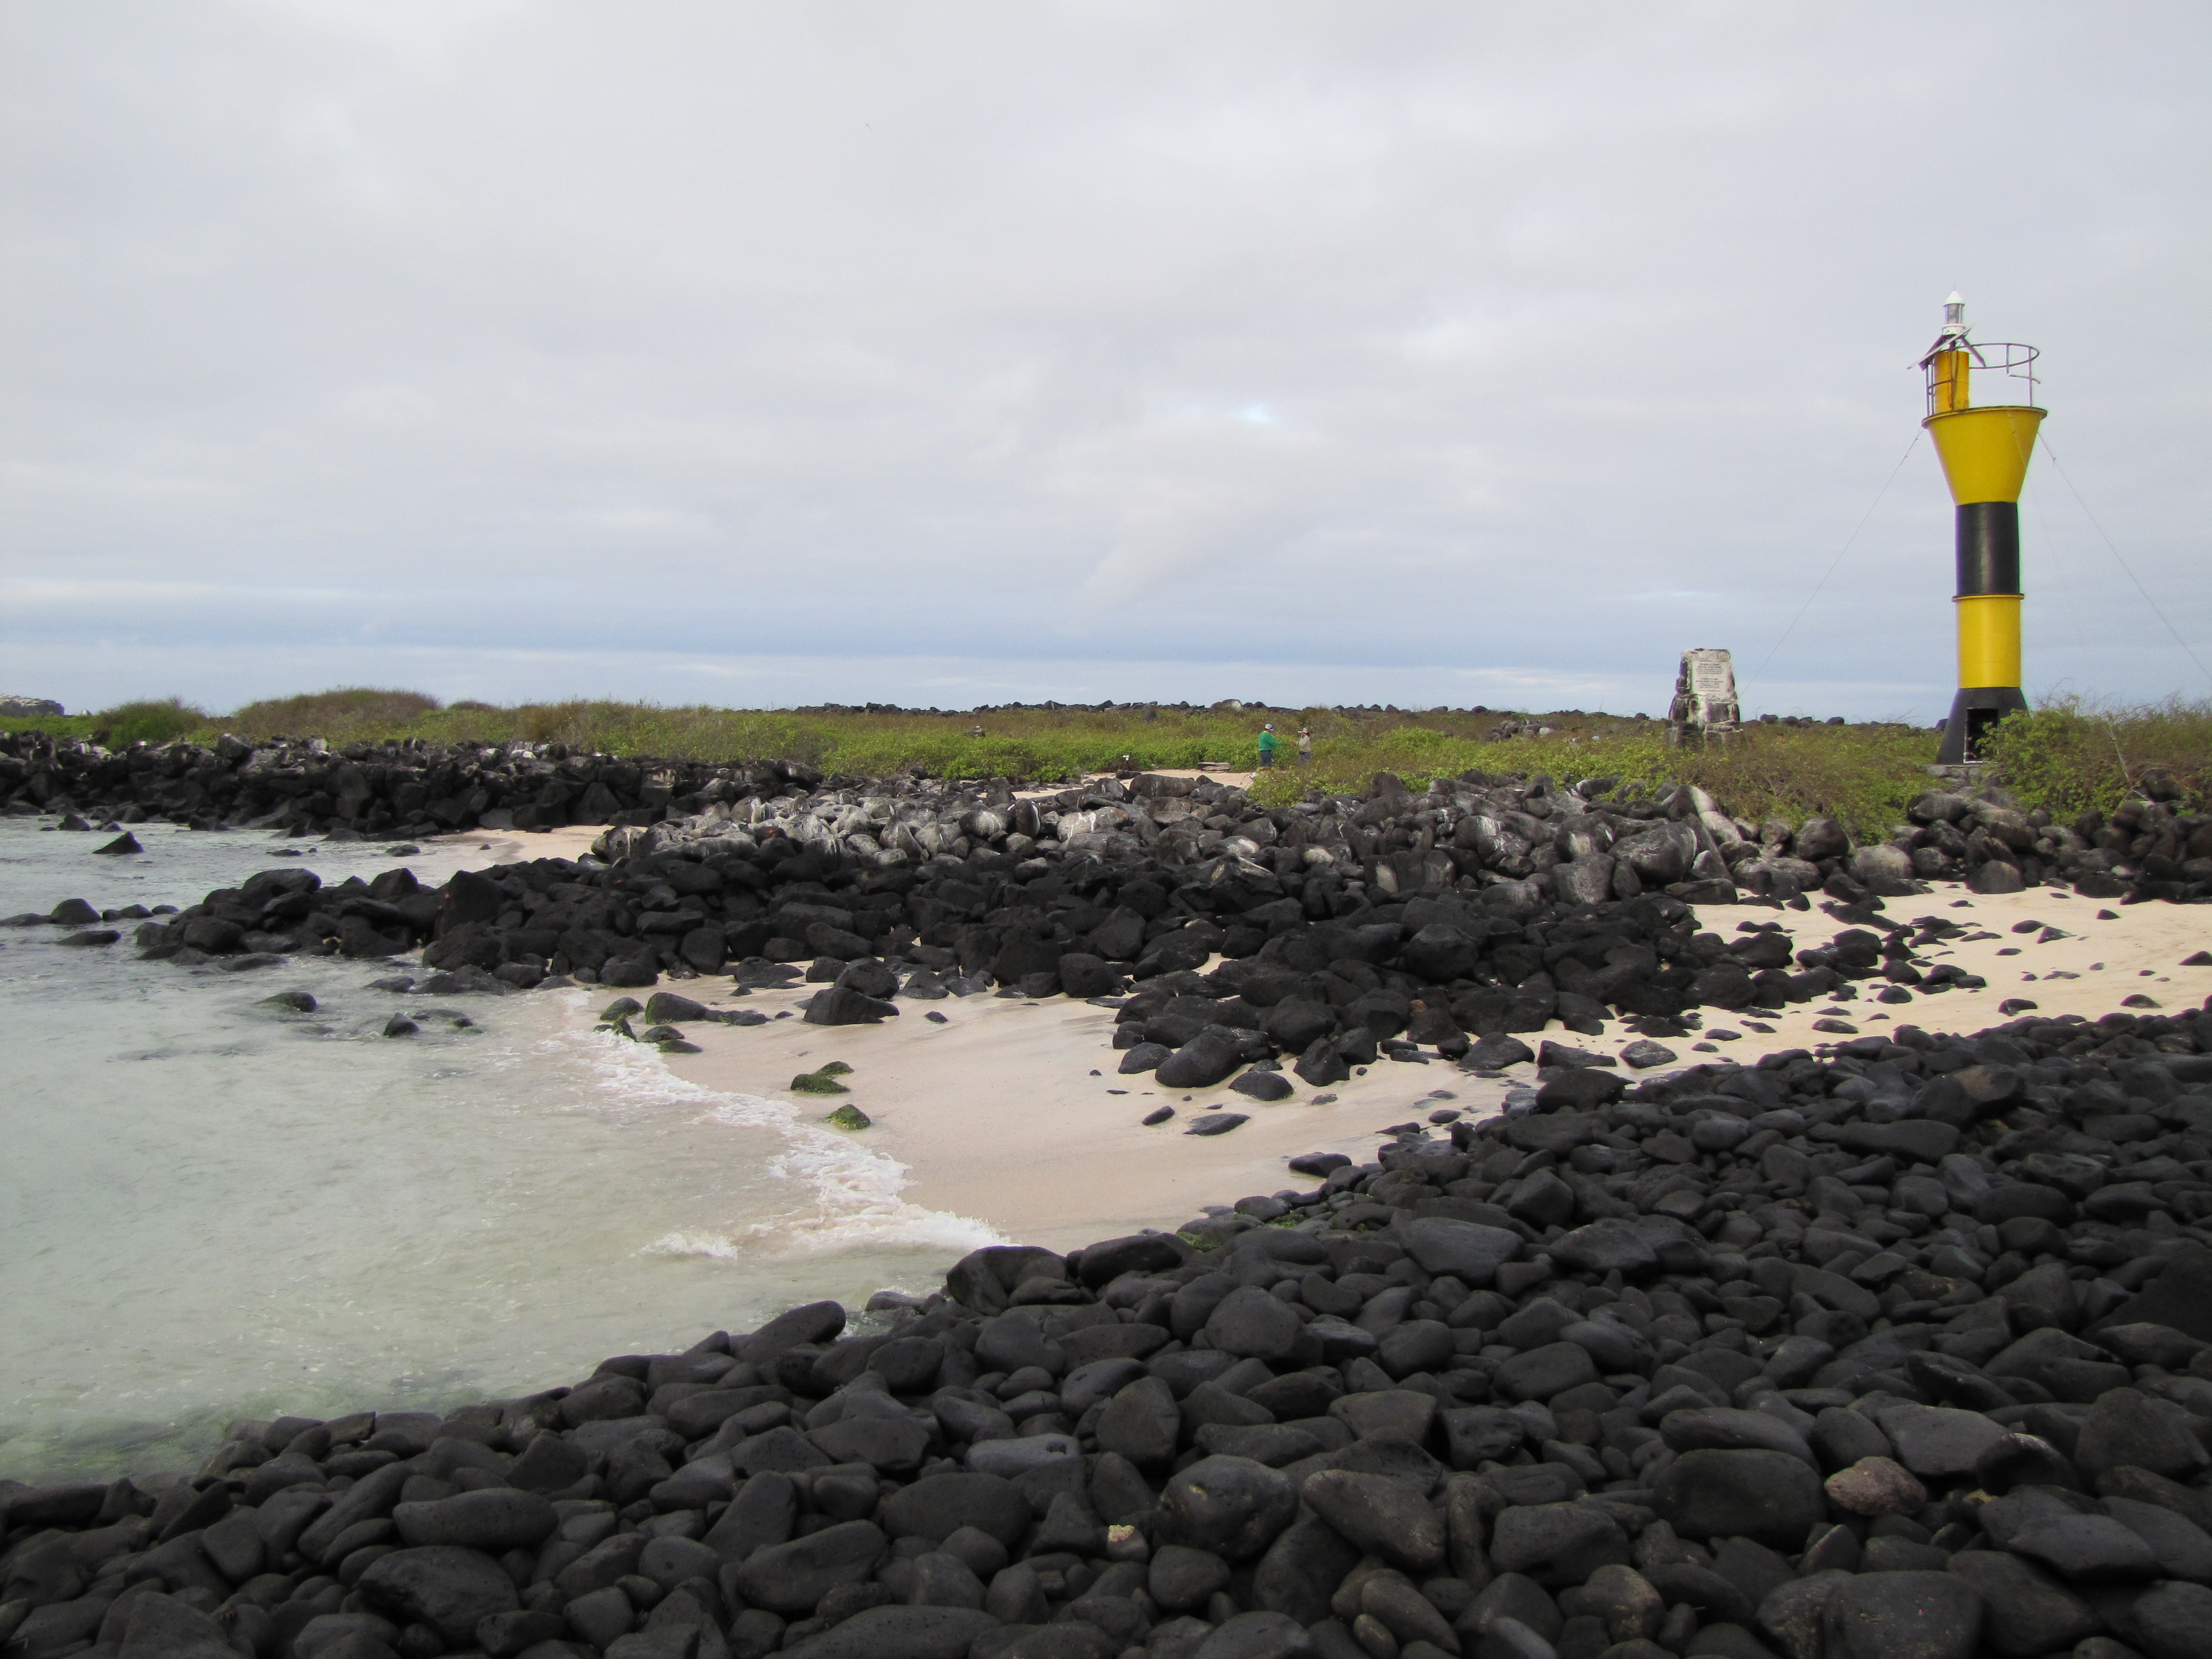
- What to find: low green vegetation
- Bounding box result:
[14,692,1565,778]
[13,685,2207,838]
[1982,696,2212,817]
[1243,719,1943,838]
[226,687,444,739]
[64,697,209,747]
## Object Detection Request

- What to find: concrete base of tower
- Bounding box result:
[1936,685,2029,764]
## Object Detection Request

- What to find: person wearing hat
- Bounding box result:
[1297,726,1313,766]
[1255,724,1281,769]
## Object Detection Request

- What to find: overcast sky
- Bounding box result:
[3,2,2207,721]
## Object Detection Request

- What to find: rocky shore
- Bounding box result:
[13,755,2203,1081]
[0,732,790,842]
[8,748,2212,1659]
[5,731,2209,911]
[5,998,2212,1659]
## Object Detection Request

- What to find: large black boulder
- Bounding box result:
[1536,1067,1625,1109]
[111,1597,233,1658]
[1232,1069,1294,1102]
[1489,1501,1630,1586]
[1494,1342,1599,1401]
[1266,999,1337,1051]
[779,1605,999,1659]
[878,1474,1031,1549]
[732,1519,888,1614]
[1298,1469,1446,1573]
[2125,1580,2212,1659]
[1157,1026,1249,1088]
[1653,1449,1827,1546]
[1057,953,1124,998]
[1293,1036,1351,1087]
[1820,1571,1982,1659]
[1155,1456,1297,1561]
[804,985,900,1025]
[390,1488,557,1551]
[944,1247,1066,1316]
[1403,923,1483,981]
[807,1415,932,1474]
[356,1545,521,1645]
[1076,1232,1190,1286]
[1250,1515,1361,1626]
[1399,1217,1521,1284]
[1095,1377,1181,1467]
[2073,1387,2212,1486]
[739,1301,846,1365]
[1203,1287,1308,1363]
[1945,1551,2098,1657]
[2091,1248,2212,1341]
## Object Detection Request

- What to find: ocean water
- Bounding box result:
[0,821,996,1482]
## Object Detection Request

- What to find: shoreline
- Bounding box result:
[645,878,2210,1250]
[2,966,2206,1659]
[27,800,2207,1259]
[6,772,2206,1452]
[658,979,1509,1252]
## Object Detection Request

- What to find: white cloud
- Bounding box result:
[340,385,440,427]
[2,1,2206,719]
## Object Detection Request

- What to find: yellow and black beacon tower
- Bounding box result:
[1920,293,2044,763]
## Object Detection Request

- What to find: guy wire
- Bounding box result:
[1744,431,1922,690]
[2039,437,2212,691]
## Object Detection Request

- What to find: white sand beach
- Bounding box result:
[660,985,1493,1252]
[637,879,2206,1252]
[1682,885,2211,1057]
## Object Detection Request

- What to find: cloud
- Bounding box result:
[2,1,2206,718]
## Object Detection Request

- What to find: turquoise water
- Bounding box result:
[0,822,993,1481]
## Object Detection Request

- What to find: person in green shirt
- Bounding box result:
[1256,724,1281,769]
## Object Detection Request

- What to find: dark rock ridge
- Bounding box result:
[6,728,2208,911]
[7,1009,2212,1659]
[0,732,823,840]
[62,773,2199,1070]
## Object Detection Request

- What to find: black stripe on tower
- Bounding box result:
[1955,501,2021,596]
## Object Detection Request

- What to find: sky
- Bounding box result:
[3,2,2208,721]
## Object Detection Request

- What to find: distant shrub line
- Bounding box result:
[13,686,2208,839]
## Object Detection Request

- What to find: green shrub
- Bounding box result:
[1253,719,1937,838]
[225,688,442,744]
[1983,696,2212,816]
[93,697,208,747]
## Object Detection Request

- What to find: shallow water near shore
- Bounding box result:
[0,821,994,1482]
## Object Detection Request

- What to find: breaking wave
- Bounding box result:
[567,1005,1003,1259]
